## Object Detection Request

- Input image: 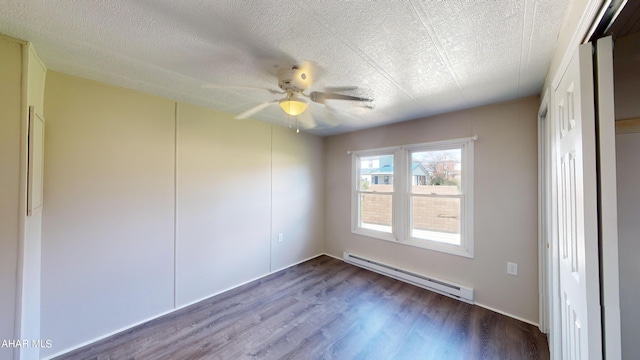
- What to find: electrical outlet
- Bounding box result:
[507,262,518,276]
[278,233,284,243]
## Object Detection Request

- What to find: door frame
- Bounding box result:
[537,89,551,335]
[594,35,622,360]
[540,76,564,360]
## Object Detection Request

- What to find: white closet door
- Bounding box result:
[553,42,602,359]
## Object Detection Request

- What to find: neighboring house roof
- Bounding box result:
[361,163,428,176]
[412,163,428,176]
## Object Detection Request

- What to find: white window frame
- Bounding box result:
[351,147,399,242]
[351,137,475,258]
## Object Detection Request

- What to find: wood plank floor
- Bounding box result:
[55,255,549,360]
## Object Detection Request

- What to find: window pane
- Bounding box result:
[359,154,394,190]
[411,149,461,193]
[411,196,460,245]
[360,193,392,233]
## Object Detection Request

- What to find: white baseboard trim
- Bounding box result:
[43,253,325,360]
[474,302,540,328]
[321,252,343,261]
[269,253,326,273]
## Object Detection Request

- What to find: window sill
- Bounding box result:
[352,226,397,242]
[352,227,473,258]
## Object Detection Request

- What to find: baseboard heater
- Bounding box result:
[343,252,474,304]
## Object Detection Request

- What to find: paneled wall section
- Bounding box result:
[41,72,324,357]
[0,35,23,360]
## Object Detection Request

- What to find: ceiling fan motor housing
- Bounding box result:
[277,66,310,93]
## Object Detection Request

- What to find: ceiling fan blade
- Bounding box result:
[297,109,317,129]
[235,101,277,120]
[324,86,360,93]
[309,91,374,104]
[202,84,283,95]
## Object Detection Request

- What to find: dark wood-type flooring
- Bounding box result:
[55,255,549,360]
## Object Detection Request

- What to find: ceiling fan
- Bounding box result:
[203,61,374,130]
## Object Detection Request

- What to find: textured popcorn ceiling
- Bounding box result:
[0,0,569,136]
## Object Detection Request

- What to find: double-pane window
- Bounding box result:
[352,138,474,257]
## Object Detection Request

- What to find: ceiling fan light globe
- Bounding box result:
[279,98,308,116]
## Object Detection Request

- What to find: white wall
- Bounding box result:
[613,31,640,360]
[0,35,22,360]
[41,72,325,357]
[324,96,540,323]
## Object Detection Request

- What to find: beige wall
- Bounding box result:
[614,31,640,360]
[0,36,47,360]
[42,73,177,356]
[41,72,324,357]
[614,32,640,121]
[0,36,22,360]
[175,103,272,305]
[615,132,640,360]
[19,43,47,360]
[271,125,324,271]
[175,104,324,306]
[324,96,540,323]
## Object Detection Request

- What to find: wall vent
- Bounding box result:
[343,252,474,303]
